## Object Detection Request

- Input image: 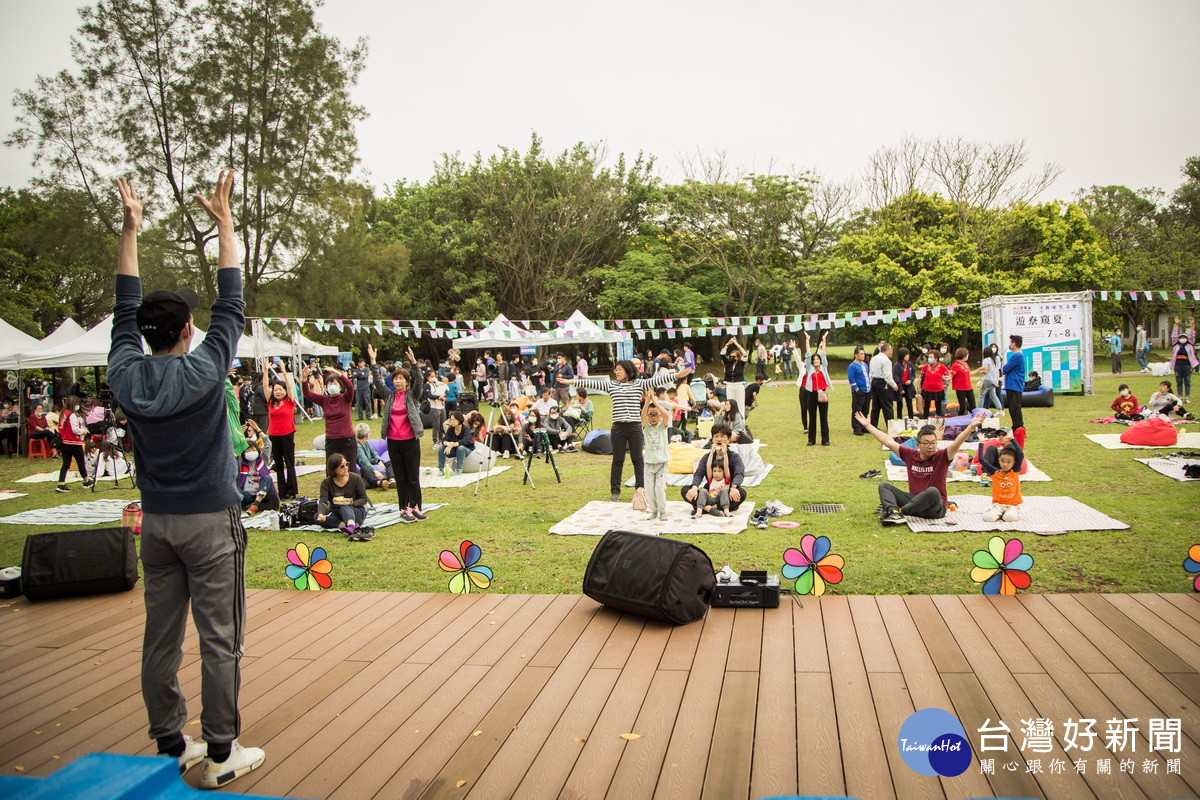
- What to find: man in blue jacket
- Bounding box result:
[1002,334,1026,431]
[847,346,870,435]
[107,171,264,789]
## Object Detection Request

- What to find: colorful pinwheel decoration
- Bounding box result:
[782,535,844,596]
[285,543,333,591]
[970,536,1033,595]
[1184,545,1200,592]
[439,540,493,594]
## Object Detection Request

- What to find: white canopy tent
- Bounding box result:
[536,310,631,345]
[39,318,88,349]
[455,314,537,349]
[17,316,336,369]
[0,318,44,370]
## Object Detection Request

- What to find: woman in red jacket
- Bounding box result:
[949,348,976,413]
[918,353,950,419]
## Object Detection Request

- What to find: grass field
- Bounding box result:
[0,364,1196,596]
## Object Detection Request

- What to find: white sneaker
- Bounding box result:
[169,735,207,775]
[199,741,265,789]
[774,501,795,515]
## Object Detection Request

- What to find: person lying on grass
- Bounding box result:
[856,410,983,526]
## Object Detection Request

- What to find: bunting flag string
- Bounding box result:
[246,289,1199,340]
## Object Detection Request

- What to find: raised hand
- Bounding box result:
[115,177,148,232]
[193,169,235,228]
[367,343,376,364]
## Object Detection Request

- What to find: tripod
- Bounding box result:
[478,404,538,493]
[522,428,561,485]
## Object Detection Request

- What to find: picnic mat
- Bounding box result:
[419,465,512,488]
[0,499,132,526]
[295,449,325,458]
[885,461,1051,483]
[549,500,756,536]
[1134,457,1200,482]
[625,464,774,488]
[241,502,448,531]
[16,462,133,483]
[1084,432,1200,449]
[0,491,28,502]
[904,495,1130,535]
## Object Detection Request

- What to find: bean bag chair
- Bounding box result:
[312,434,325,450]
[668,442,703,474]
[696,417,713,440]
[1022,386,1054,408]
[730,442,767,477]
[944,409,992,428]
[461,443,496,474]
[889,437,917,466]
[368,439,390,463]
[1120,417,1177,447]
[582,430,612,455]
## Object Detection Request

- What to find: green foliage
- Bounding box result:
[0,187,115,333]
[593,237,707,319]
[9,0,366,310]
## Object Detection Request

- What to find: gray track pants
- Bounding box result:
[878,483,947,519]
[140,505,247,746]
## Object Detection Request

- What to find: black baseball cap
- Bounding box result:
[137,288,199,339]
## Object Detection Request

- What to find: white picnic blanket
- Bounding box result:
[0,499,132,526]
[903,495,1129,534]
[1084,432,1200,450]
[1134,457,1200,482]
[885,461,1051,483]
[549,500,755,536]
[419,466,512,487]
[625,464,774,488]
[0,491,28,501]
[241,502,448,531]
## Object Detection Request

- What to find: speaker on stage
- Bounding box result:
[22,527,139,601]
[583,530,714,625]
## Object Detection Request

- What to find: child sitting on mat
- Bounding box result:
[1147,381,1189,419]
[1110,384,1142,420]
[980,441,1023,522]
[693,462,732,519]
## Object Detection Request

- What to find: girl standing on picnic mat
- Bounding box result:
[562,358,693,502]
[369,343,427,524]
[55,396,92,493]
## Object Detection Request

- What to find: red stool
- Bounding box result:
[28,438,51,459]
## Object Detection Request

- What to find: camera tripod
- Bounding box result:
[521,428,562,485]
[477,404,540,494]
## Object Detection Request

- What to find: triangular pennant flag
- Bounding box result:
[375,323,383,335]
[1128,291,1137,301]
[426,321,437,328]
[1177,291,1187,300]
[296,318,306,327]
[278,317,288,325]
[1101,291,1108,300]
[681,318,689,327]
[409,320,420,330]
[1192,290,1200,301]
[448,320,458,328]
[390,320,399,327]
[262,317,273,325]
[615,320,625,329]
[465,320,474,328]
[701,318,710,326]
[664,318,673,327]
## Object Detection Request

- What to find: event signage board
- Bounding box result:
[981,292,1093,395]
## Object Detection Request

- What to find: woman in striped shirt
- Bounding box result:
[564,359,693,501]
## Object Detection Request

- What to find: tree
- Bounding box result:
[0,187,117,333]
[466,135,655,320]
[9,0,366,311]
[592,237,707,320]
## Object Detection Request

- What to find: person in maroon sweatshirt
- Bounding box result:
[302,365,357,472]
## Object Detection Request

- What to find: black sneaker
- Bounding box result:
[55,484,70,493]
[881,511,907,526]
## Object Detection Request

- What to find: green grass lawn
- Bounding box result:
[0,369,1196,596]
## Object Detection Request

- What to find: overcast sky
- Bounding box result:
[2,0,1197,203]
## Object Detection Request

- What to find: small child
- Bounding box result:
[1110,384,1141,420]
[980,441,1023,522]
[693,463,732,519]
[641,391,671,521]
[1147,381,1188,418]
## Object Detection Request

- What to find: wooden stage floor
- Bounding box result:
[0,588,1197,799]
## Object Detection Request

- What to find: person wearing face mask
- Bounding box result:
[1171,332,1199,402]
[1134,324,1149,373]
[1110,384,1141,420]
[54,395,92,492]
[27,403,55,445]
[918,351,950,419]
[544,405,573,452]
[236,445,278,513]
[302,363,357,475]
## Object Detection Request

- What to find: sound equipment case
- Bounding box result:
[21,527,139,601]
[583,530,715,625]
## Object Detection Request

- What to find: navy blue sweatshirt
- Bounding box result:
[107,270,245,514]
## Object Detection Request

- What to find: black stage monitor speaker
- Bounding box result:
[22,527,139,601]
[583,530,715,625]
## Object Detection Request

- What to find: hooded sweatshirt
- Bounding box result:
[107,270,244,514]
